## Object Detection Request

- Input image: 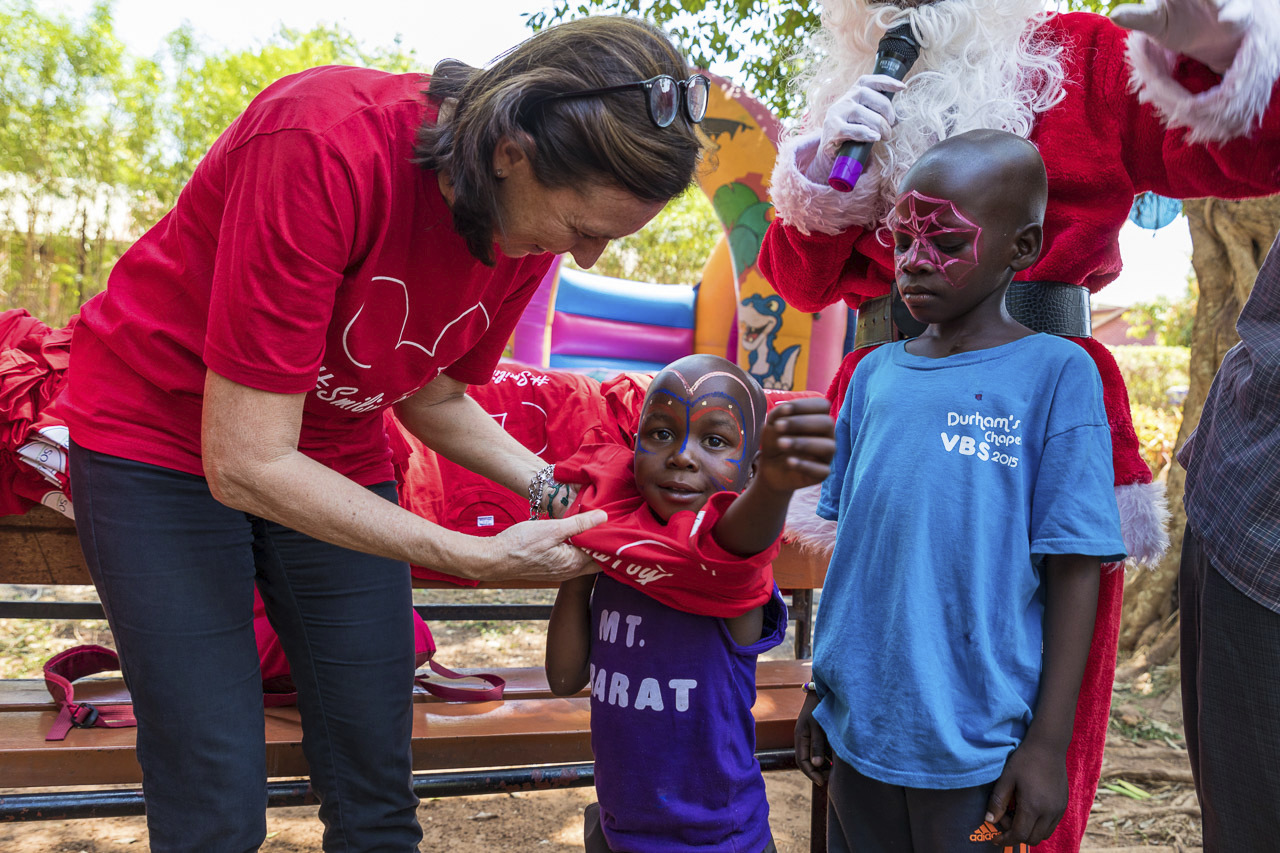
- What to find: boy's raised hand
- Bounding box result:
[712,396,835,558]
[757,397,836,493]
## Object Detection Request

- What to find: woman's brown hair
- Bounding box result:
[415,16,704,265]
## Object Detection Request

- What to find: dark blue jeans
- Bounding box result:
[70,442,422,853]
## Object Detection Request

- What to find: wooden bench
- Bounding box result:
[0,505,828,846]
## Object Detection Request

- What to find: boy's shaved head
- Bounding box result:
[905,129,1047,233]
[889,129,1047,322]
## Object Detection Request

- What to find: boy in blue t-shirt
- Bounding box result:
[797,129,1127,852]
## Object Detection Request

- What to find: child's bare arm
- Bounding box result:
[714,397,836,556]
[725,606,765,646]
[544,574,597,696]
[987,553,1101,848]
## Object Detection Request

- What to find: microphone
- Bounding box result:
[828,23,921,193]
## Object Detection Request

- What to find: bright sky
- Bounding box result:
[49,0,1195,307]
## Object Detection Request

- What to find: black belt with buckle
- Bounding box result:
[853,281,1092,349]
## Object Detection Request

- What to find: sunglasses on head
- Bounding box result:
[532,74,711,128]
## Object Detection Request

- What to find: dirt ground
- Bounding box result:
[1,586,1203,852]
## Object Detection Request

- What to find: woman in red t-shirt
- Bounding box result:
[60,17,707,852]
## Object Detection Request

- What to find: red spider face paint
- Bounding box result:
[889,191,983,289]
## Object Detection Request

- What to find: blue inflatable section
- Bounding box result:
[555,268,696,328]
[549,353,669,374]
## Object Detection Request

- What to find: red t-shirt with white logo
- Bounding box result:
[63,66,552,484]
[556,443,778,618]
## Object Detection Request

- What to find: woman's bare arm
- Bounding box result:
[201,369,602,581]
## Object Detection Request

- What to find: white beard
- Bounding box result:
[792,0,1068,225]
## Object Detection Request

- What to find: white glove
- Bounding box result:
[802,74,907,184]
[1110,0,1251,74]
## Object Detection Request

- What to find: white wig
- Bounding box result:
[789,0,1068,225]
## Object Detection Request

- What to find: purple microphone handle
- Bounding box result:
[828,156,865,194]
[827,138,875,193]
[825,34,916,192]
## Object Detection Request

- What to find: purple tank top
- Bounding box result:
[589,574,786,852]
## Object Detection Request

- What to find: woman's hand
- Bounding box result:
[794,690,832,786]
[469,510,607,583]
[985,739,1069,848]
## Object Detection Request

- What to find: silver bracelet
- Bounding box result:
[528,464,556,520]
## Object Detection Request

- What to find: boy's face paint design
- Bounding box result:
[889,190,983,289]
[633,368,760,522]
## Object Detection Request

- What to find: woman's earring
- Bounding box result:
[495,168,505,178]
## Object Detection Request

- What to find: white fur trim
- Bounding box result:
[783,484,838,555]
[1126,2,1280,144]
[769,135,878,236]
[1115,481,1170,570]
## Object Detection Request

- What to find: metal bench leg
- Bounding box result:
[791,588,813,659]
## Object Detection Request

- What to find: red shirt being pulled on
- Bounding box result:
[556,443,778,619]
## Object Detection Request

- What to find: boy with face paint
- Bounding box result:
[798,130,1127,852]
[545,353,835,853]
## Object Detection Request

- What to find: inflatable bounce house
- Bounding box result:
[509,72,850,392]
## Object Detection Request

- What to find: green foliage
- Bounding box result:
[1112,345,1191,409]
[0,0,418,323]
[1114,343,1189,476]
[568,185,721,285]
[1130,402,1182,478]
[528,0,1132,119]
[145,23,419,215]
[1063,0,1127,13]
[528,1,819,119]
[0,0,152,320]
[1123,277,1197,348]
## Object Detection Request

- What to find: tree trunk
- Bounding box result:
[1119,195,1280,652]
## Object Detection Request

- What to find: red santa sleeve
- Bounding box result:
[760,130,890,313]
[1101,10,1280,196]
[758,219,882,313]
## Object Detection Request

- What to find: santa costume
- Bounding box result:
[761,0,1280,849]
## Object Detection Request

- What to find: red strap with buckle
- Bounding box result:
[42,643,502,742]
[414,658,506,703]
[43,644,137,742]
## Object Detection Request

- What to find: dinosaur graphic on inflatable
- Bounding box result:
[739,293,800,390]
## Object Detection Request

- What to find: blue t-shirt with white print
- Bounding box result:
[814,334,1126,789]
